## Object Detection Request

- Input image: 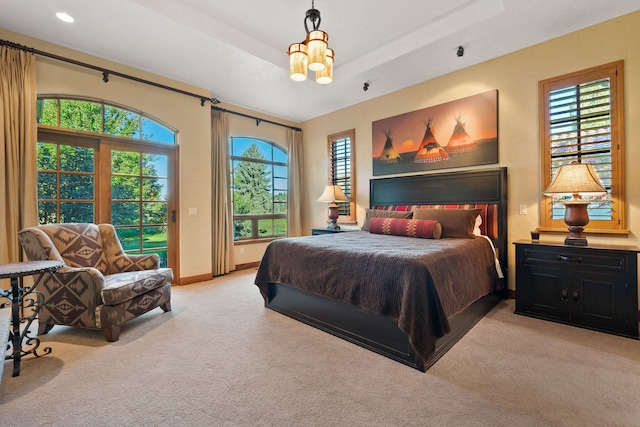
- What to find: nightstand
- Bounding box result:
[311,228,354,235]
[514,240,639,338]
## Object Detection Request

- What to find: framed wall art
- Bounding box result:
[372,90,498,176]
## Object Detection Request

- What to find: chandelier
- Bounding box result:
[288,0,334,84]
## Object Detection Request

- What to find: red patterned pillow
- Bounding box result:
[368,218,442,239]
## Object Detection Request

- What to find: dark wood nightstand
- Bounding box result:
[311,228,355,235]
[514,240,639,338]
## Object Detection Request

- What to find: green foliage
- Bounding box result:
[233,143,272,216]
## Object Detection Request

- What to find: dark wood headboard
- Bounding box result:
[370,167,508,282]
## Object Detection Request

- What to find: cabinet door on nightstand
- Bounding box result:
[517,263,571,320]
[570,270,635,336]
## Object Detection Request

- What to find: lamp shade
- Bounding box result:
[315,48,334,85]
[316,185,348,202]
[306,30,328,72]
[543,163,606,196]
[288,43,308,81]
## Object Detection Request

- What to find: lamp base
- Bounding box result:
[565,235,587,246]
[325,202,341,230]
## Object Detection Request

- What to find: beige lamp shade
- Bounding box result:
[288,43,308,81]
[543,163,606,196]
[315,48,334,85]
[316,184,348,202]
[306,30,328,71]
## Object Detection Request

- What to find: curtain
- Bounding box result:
[0,47,38,264]
[286,128,304,237]
[211,110,234,276]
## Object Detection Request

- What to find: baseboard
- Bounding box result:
[235,261,259,270]
[179,273,213,286]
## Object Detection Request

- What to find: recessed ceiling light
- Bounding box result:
[56,12,75,23]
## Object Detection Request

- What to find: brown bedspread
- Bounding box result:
[254,231,501,362]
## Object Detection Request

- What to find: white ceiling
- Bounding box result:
[1,0,639,123]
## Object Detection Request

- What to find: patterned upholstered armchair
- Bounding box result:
[18,223,173,342]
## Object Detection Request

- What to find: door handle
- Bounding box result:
[560,288,568,301]
[572,289,580,302]
[171,210,176,223]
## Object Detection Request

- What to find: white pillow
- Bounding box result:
[473,214,483,236]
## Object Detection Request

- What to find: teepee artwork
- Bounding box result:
[445,115,478,154]
[414,119,449,163]
[372,89,497,176]
[378,129,402,165]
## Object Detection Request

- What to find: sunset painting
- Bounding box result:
[372,90,498,176]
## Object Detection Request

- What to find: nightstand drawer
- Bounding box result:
[520,246,627,272]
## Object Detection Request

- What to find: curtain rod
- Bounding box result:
[0,38,220,106]
[212,106,301,132]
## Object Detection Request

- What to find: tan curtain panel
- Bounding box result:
[211,110,234,276]
[0,47,38,264]
[286,129,304,237]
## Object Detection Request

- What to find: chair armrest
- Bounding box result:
[42,266,106,310]
[119,253,160,271]
[54,266,105,290]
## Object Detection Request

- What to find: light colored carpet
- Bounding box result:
[2,269,640,426]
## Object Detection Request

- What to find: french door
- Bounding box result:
[37,130,178,275]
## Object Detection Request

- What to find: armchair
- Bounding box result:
[18,223,173,342]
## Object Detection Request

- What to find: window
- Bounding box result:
[37,97,176,144]
[36,97,178,269]
[328,129,356,224]
[539,61,626,233]
[230,137,288,241]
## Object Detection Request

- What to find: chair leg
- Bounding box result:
[38,322,55,335]
[160,301,171,312]
[103,326,121,342]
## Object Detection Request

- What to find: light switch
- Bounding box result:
[519,204,527,215]
[188,207,197,216]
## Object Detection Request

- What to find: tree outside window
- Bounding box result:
[230,137,287,240]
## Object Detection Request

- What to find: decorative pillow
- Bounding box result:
[412,208,480,238]
[361,208,412,231]
[369,218,442,239]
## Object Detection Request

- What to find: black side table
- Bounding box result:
[0,260,63,376]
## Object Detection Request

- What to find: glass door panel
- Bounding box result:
[110,149,171,268]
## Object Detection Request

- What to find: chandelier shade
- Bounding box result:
[288,43,308,81]
[315,48,334,84]
[288,1,334,84]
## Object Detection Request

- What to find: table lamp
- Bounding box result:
[543,162,606,246]
[316,184,348,230]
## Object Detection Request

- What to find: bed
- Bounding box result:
[255,167,508,371]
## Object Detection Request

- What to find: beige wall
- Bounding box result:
[301,11,640,289]
[0,28,297,281]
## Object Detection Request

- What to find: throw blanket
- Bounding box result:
[254,231,501,363]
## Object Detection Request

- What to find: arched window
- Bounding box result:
[230,137,288,240]
[35,96,179,269]
[37,97,177,144]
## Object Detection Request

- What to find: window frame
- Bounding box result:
[229,137,288,242]
[538,61,626,234]
[327,129,356,224]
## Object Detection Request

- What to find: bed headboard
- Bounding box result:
[369,167,508,281]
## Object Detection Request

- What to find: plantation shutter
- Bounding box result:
[539,61,625,232]
[328,130,356,223]
[548,78,612,220]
